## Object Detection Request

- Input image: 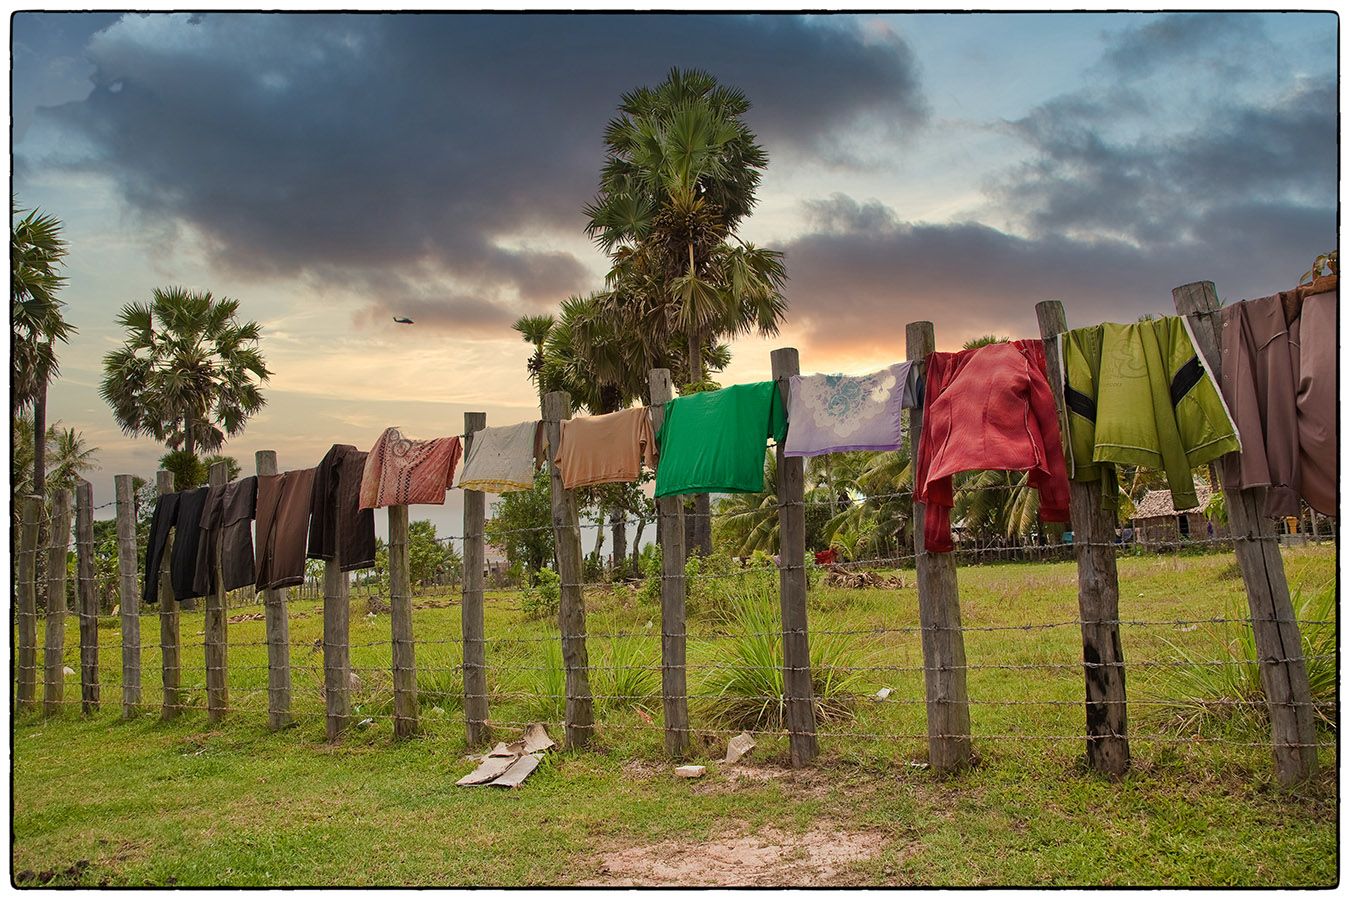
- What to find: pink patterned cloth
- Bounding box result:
[359,428,463,509]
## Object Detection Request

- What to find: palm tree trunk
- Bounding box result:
[32,380,47,498]
[684,327,713,556]
[183,412,195,461]
[610,506,626,573]
[630,518,646,577]
[32,377,49,612]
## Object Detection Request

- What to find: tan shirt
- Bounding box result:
[555,407,656,490]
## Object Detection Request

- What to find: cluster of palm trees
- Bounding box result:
[516,68,790,559]
[12,204,82,502]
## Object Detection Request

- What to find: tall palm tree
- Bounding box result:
[100,287,270,461]
[586,68,789,554]
[12,204,74,498]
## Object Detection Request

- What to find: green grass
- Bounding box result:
[11,544,1338,886]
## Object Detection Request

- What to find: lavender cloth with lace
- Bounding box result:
[784,362,919,457]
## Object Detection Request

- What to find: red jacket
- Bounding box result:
[915,340,1070,553]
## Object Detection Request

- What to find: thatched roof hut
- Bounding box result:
[1130,484,1222,546]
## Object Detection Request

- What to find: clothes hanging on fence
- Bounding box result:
[1059,316,1239,512]
[784,362,919,457]
[456,421,542,493]
[1219,289,1337,517]
[192,476,259,596]
[915,340,1070,553]
[169,486,210,602]
[554,407,656,490]
[255,467,317,591]
[142,491,180,605]
[310,444,377,570]
[654,381,787,498]
[360,428,463,509]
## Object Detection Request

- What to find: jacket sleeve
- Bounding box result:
[1023,344,1071,523]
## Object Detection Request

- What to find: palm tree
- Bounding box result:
[819,449,915,562]
[537,295,634,415]
[714,451,781,557]
[586,68,789,554]
[512,313,556,407]
[44,425,99,496]
[12,204,74,498]
[100,287,270,463]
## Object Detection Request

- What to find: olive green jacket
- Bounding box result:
[1058,316,1240,511]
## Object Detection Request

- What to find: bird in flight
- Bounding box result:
[393,316,414,325]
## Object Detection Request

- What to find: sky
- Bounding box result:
[10,11,1339,534]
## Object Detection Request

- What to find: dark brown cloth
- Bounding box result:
[143,492,179,605]
[193,476,259,596]
[308,444,376,571]
[1220,290,1337,517]
[255,468,316,590]
[170,487,210,602]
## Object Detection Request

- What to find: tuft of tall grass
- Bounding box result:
[593,627,661,715]
[518,638,567,723]
[1147,580,1337,734]
[698,579,869,732]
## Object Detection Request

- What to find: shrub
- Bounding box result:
[521,568,560,620]
[685,553,775,626]
[636,544,662,606]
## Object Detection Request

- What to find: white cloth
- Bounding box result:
[456,421,542,493]
[784,362,918,457]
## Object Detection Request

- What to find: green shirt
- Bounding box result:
[654,381,787,498]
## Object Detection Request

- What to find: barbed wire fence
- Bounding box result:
[12,479,1339,762]
[11,297,1340,786]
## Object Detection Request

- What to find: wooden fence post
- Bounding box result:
[542,392,594,748]
[75,480,99,714]
[323,492,350,742]
[1036,300,1130,775]
[461,412,490,747]
[389,503,418,738]
[205,462,230,724]
[43,488,72,717]
[770,349,820,767]
[16,494,42,712]
[906,321,974,773]
[1172,280,1318,785]
[114,475,141,717]
[158,469,182,721]
[647,370,689,758]
[255,451,292,730]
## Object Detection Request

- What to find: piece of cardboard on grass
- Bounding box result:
[456,753,518,786]
[488,753,542,788]
[723,732,755,764]
[457,724,553,788]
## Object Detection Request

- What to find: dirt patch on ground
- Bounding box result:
[586,822,886,886]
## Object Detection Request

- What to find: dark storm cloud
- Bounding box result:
[780,194,1333,356]
[28,12,928,326]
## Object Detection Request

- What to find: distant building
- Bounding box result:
[1130,484,1225,547]
[484,542,508,577]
